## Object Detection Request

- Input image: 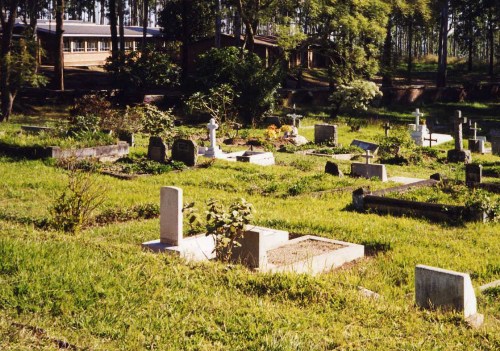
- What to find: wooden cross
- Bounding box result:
[470,122,481,140]
[362,150,374,165]
[382,122,392,137]
[424,133,437,147]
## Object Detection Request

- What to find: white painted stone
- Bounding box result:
[142,234,216,261]
[160,187,183,246]
[235,151,275,166]
[388,176,425,185]
[415,265,478,318]
[205,118,224,158]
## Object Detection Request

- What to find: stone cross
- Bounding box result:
[207,118,219,150]
[453,110,467,151]
[287,112,303,127]
[362,150,374,165]
[424,133,437,147]
[470,122,481,140]
[382,122,392,137]
[412,108,424,126]
[160,186,183,246]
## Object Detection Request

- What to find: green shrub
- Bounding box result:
[50,159,106,233]
[206,198,254,262]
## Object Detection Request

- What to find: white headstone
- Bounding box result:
[160,186,183,246]
[415,265,478,318]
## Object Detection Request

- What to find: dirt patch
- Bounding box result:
[267,239,344,265]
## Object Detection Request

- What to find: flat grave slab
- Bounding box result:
[262,236,364,275]
[142,234,216,261]
[388,176,425,185]
[235,151,275,166]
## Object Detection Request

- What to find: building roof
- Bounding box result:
[36,20,162,38]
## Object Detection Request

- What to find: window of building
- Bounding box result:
[63,39,71,52]
[99,39,110,51]
[87,40,98,52]
[73,39,85,52]
[124,40,133,51]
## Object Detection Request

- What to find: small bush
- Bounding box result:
[50,159,106,233]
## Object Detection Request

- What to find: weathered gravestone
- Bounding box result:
[172,139,198,166]
[351,150,387,181]
[382,122,392,137]
[468,122,485,153]
[465,164,482,187]
[147,136,167,162]
[491,129,500,156]
[350,139,379,154]
[447,110,472,163]
[314,124,338,145]
[325,161,343,177]
[415,265,483,327]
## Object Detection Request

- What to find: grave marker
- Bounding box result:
[424,133,437,147]
[465,164,482,187]
[382,122,392,137]
[447,110,472,163]
[160,187,183,246]
[415,265,481,323]
[468,122,485,153]
[350,139,379,154]
[172,139,198,166]
[412,108,424,128]
[147,136,167,162]
[314,124,338,145]
[205,118,223,157]
[490,129,500,156]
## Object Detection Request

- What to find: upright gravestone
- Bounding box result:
[491,129,500,156]
[147,136,167,162]
[415,265,482,326]
[160,187,183,246]
[314,124,338,145]
[447,110,472,163]
[325,161,343,177]
[382,122,392,137]
[172,139,198,166]
[465,164,482,187]
[468,122,485,153]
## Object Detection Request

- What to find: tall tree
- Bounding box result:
[436,0,449,87]
[109,0,119,60]
[142,0,149,51]
[118,0,125,53]
[54,0,65,90]
[159,0,216,81]
[0,0,20,121]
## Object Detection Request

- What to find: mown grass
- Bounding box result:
[0,112,499,350]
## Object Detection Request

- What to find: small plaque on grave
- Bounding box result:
[350,139,379,154]
[172,139,198,166]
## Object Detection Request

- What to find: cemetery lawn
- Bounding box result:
[0,117,500,350]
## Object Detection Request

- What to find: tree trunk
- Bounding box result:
[407,18,413,84]
[181,0,190,82]
[109,0,119,60]
[215,0,221,48]
[381,16,393,87]
[100,0,106,25]
[142,0,149,51]
[0,2,19,122]
[436,0,448,88]
[118,0,125,54]
[488,10,494,77]
[54,0,65,91]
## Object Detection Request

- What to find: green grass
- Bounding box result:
[0,111,500,350]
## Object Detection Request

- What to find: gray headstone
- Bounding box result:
[491,129,500,156]
[351,163,387,181]
[314,124,338,145]
[468,139,485,153]
[172,139,198,166]
[325,161,343,177]
[147,136,167,162]
[350,139,379,154]
[415,265,478,318]
[465,164,482,187]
